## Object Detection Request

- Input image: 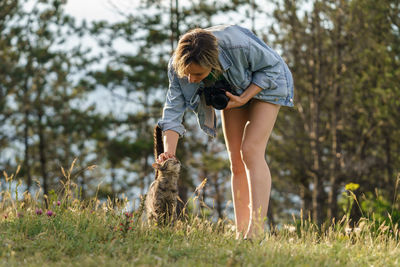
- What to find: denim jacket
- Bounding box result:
[158,25,294,138]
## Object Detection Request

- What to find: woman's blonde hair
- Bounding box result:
[173,28,222,78]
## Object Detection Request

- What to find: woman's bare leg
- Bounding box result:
[241,100,280,239]
[221,106,249,238]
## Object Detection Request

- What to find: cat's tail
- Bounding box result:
[154,124,164,162]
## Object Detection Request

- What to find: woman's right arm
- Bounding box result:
[163,130,179,155]
[156,130,179,163]
[157,58,186,162]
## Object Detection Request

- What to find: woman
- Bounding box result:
[157,25,294,239]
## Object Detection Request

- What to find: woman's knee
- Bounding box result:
[229,154,246,176]
[240,141,266,167]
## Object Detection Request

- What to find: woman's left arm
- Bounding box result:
[248,42,281,91]
[225,40,282,109]
[225,83,262,109]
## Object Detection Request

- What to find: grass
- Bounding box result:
[1,163,400,266]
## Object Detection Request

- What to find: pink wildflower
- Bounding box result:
[36,209,43,215]
[46,210,55,217]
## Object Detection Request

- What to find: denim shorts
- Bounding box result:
[251,62,295,107]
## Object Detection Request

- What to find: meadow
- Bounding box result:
[1,164,400,267]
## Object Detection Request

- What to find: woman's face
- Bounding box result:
[185,62,211,83]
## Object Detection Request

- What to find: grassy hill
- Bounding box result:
[2,207,400,266]
[1,167,400,266]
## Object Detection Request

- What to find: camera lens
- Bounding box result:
[212,94,229,110]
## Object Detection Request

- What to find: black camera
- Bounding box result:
[202,79,238,110]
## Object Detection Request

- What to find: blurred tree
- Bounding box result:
[270,0,400,224]
[344,0,400,214]
[0,0,20,173]
[1,0,99,197]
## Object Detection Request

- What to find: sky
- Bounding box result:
[60,0,281,124]
[63,0,275,29]
[61,0,284,118]
[64,0,124,23]
[63,0,141,118]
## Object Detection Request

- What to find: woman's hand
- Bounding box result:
[224,83,263,110]
[224,91,249,109]
[157,152,176,163]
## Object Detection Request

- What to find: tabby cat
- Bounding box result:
[145,125,181,225]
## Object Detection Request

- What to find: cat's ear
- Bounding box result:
[152,162,162,169]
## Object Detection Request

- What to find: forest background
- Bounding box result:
[1,0,399,226]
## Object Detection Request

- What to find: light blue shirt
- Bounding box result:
[158,25,294,138]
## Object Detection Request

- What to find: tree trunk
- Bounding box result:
[111,161,116,197]
[38,110,48,196]
[177,178,188,217]
[23,66,32,192]
[213,174,223,219]
[169,0,179,52]
[328,1,344,220]
[310,1,324,225]
[24,109,32,191]
[300,181,312,216]
[384,130,393,190]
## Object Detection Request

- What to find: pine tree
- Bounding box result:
[1,0,97,197]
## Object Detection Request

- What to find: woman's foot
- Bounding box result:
[235,231,245,240]
[244,220,264,240]
[244,222,255,240]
